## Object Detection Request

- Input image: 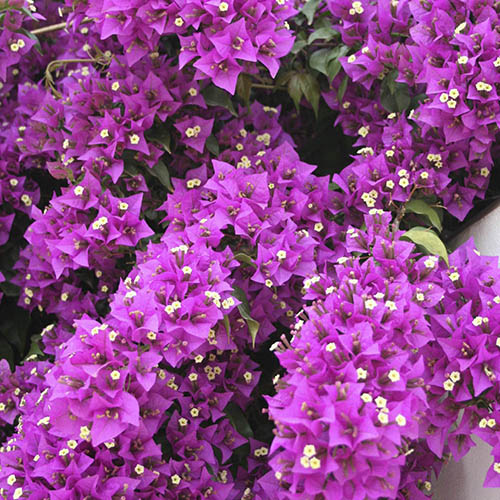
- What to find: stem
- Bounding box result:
[251,83,287,91]
[394,185,418,229]
[30,17,93,36]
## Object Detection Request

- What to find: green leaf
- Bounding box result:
[224,402,254,438]
[291,39,308,55]
[202,85,237,116]
[405,200,443,232]
[150,160,174,193]
[308,27,339,44]
[0,281,19,297]
[148,127,172,154]
[401,227,449,265]
[309,46,347,81]
[309,48,331,75]
[205,134,220,156]
[25,334,43,361]
[298,73,320,117]
[21,28,42,55]
[288,73,303,111]
[236,73,252,105]
[384,69,399,93]
[380,69,411,113]
[223,314,231,341]
[327,58,342,81]
[232,286,260,348]
[337,74,349,103]
[233,253,256,267]
[300,0,321,24]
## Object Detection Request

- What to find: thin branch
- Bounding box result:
[30,17,93,36]
[251,83,287,91]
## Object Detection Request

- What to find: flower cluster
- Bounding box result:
[85,0,296,93]
[13,171,153,325]
[0,0,500,499]
[320,0,500,221]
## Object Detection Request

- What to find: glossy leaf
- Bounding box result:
[202,85,237,116]
[402,226,449,265]
[308,27,339,44]
[224,402,254,438]
[406,199,443,232]
[232,286,260,347]
[301,0,321,24]
[298,73,320,117]
[150,160,174,193]
[206,134,220,156]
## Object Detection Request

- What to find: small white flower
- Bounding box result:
[276,250,287,260]
[378,412,389,425]
[129,134,140,145]
[365,298,377,310]
[361,393,372,403]
[443,379,455,391]
[325,342,336,352]
[395,414,407,426]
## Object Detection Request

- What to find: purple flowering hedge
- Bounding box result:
[1,0,500,498]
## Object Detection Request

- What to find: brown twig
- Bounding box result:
[30,17,93,36]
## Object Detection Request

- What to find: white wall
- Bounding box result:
[434,202,500,499]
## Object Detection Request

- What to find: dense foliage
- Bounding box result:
[1,0,500,499]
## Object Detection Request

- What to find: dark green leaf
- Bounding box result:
[25,334,43,360]
[299,73,320,117]
[327,58,342,81]
[233,253,256,267]
[384,69,399,94]
[236,73,252,105]
[308,27,339,44]
[148,127,172,154]
[380,69,411,113]
[405,199,443,232]
[288,73,303,111]
[21,28,42,55]
[150,160,174,193]
[309,48,331,75]
[224,402,254,438]
[300,0,321,24]
[309,47,345,82]
[232,286,260,347]
[275,70,294,87]
[223,314,231,341]
[401,227,449,265]
[380,84,411,113]
[291,39,308,55]
[202,85,237,116]
[337,74,348,102]
[299,73,321,117]
[0,282,19,297]
[206,135,220,156]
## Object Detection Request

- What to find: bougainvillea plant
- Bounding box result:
[0,0,500,498]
